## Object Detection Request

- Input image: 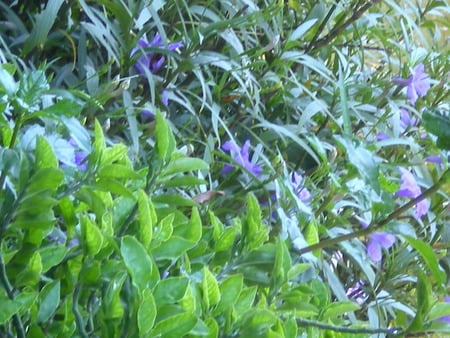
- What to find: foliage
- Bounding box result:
[0,0,449,337]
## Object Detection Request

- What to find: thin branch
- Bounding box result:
[296,168,450,255]
[308,0,381,51]
[296,317,403,335]
[0,254,25,338]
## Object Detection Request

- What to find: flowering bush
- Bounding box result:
[0,0,449,337]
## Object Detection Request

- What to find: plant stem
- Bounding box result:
[0,254,25,338]
[297,168,450,255]
[296,317,402,336]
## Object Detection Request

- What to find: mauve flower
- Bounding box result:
[361,221,396,262]
[377,133,390,141]
[400,108,418,132]
[290,172,311,202]
[396,168,430,218]
[393,64,431,105]
[438,297,450,323]
[131,34,183,75]
[221,139,262,177]
[141,90,170,120]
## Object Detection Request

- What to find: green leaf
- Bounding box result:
[35,136,58,169]
[321,301,360,320]
[174,207,202,243]
[98,164,142,179]
[40,245,67,272]
[151,312,197,337]
[407,269,432,332]
[103,273,126,319]
[404,236,446,285]
[152,194,197,207]
[335,136,380,192]
[153,277,189,305]
[138,289,157,335]
[429,302,450,321]
[22,0,65,55]
[17,69,49,108]
[152,236,196,260]
[37,281,60,323]
[272,237,292,288]
[138,189,155,248]
[235,286,257,316]
[244,193,269,251]
[155,111,175,162]
[287,19,318,42]
[0,291,38,325]
[162,157,209,176]
[202,267,221,308]
[121,235,153,292]
[214,274,243,315]
[422,109,450,149]
[81,214,104,256]
[0,64,17,95]
[26,168,64,194]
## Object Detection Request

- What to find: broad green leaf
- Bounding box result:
[98,164,141,179]
[138,189,155,248]
[404,236,446,285]
[162,157,209,176]
[40,246,67,272]
[304,220,320,257]
[422,109,450,150]
[0,291,38,325]
[35,136,58,169]
[244,193,269,251]
[202,267,221,308]
[26,168,64,194]
[0,64,17,95]
[138,289,156,335]
[153,277,189,305]
[235,286,257,317]
[103,143,129,164]
[174,207,202,243]
[155,111,175,161]
[16,251,42,287]
[81,214,103,256]
[151,312,197,337]
[272,238,292,288]
[94,179,135,200]
[37,281,60,323]
[214,274,243,315]
[215,227,237,252]
[321,301,360,320]
[153,213,174,245]
[93,119,106,164]
[121,235,153,292]
[17,69,49,109]
[103,273,126,319]
[152,236,196,260]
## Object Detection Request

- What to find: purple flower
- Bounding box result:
[396,168,430,218]
[438,297,450,323]
[346,280,367,305]
[425,155,443,165]
[221,139,262,177]
[290,172,311,202]
[400,108,418,132]
[377,132,390,141]
[141,91,171,120]
[361,221,395,262]
[68,138,88,171]
[131,34,183,75]
[393,64,431,105]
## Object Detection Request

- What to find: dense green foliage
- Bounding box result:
[0,0,449,337]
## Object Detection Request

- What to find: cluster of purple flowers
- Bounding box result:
[131,33,183,120]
